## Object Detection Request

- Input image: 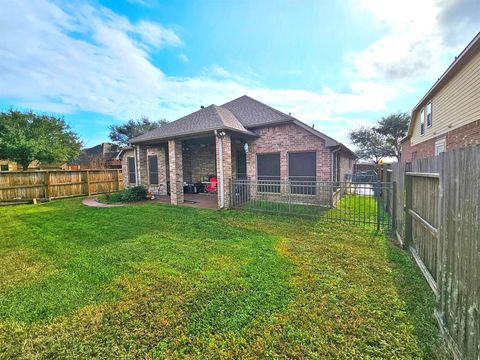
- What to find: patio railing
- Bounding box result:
[230,178,393,229]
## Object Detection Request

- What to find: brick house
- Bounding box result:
[123,95,355,208]
[401,32,480,162]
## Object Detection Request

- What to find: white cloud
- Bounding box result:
[347,0,479,83]
[0,0,477,146]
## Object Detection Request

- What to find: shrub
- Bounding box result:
[103,186,148,203]
[121,186,148,202]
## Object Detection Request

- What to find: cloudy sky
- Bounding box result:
[0,0,479,147]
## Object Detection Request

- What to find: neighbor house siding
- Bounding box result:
[411,49,480,146]
[246,123,331,181]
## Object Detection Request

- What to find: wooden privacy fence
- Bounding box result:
[381,145,480,360]
[0,170,122,201]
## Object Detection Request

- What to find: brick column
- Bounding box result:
[158,146,168,195]
[137,144,148,186]
[168,139,184,205]
[216,133,232,209]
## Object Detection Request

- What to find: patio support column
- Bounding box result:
[168,139,184,205]
[216,132,232,209]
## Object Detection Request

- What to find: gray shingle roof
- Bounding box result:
[130,104,255,143]
[221,95,295,127]
[129,95,352,157]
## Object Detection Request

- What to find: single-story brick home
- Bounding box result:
[122,95,355,208]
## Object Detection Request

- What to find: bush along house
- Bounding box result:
[122,95,356,209]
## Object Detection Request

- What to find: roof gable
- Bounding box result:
[221,95,295,127]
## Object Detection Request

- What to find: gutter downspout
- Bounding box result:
[214,130,225,209]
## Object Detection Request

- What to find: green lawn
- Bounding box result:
[0,198,441,358]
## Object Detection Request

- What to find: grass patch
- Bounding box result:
[0,198,441,358]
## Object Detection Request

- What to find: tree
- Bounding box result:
[0,109,82,170]
[109,117,168,146]
[348,127,395,164]
[374,112,410,160]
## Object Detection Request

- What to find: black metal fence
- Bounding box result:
[230,179,393,230]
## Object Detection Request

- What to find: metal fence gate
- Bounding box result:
[230,179,394,230]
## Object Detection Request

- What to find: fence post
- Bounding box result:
[45,171,51,200]
[404,173,413,249]
[392,181,397,232]
[86,170,91,196]
[116,169,122,191]
[376,180,381,231]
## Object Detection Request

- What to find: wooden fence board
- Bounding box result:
[381,145,480,359]
[0,170,122,201]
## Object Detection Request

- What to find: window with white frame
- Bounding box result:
[420,108,425,135]
[435,139,445,155]
[426,102,432,127]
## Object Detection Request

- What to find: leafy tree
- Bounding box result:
[374,112,410,160]
[0,109,82,170]
[348,127,395,164]
[109,117,168,146]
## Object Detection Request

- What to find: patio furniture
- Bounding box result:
[205,176,217,192]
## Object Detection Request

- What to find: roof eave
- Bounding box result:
[129,126,257,145]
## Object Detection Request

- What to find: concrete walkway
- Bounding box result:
[82,197,123,208]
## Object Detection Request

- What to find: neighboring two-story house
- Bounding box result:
[401,32,480,162]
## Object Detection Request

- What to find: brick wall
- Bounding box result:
[121,149,134,188]
[121,146,168,195]
[401,120,480,162]
[246,123,332,181]
[339,152,354,182]
[447,119,480,149]
[182,140,216,183]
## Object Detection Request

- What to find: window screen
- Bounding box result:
[257,153,280,193]
[148,155,159,185]
[426,102,432,127]
[127,157,136,184]
[289,152,316,195]
[420,108,425,135]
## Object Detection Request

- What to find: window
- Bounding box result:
[420,108,425,135]
[0,165,8,172]
[426,102,432,127]
[257,153,280,193]
[148,155,159,184]
[127,157,136,184]
[289,152,316,195]
[435,139,446,155]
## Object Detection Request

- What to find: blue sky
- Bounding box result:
[0,0,478,147]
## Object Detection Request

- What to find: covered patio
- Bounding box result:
[127,130,251,209]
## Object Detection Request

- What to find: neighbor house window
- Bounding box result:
[0,165,8,172]
[127,157,136,184]
[257,153,280,193]
[148,155,159,185]
[435,139,446,155]
[426,101,432,127]
[289,152,316,195]
[420,108,425,135]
